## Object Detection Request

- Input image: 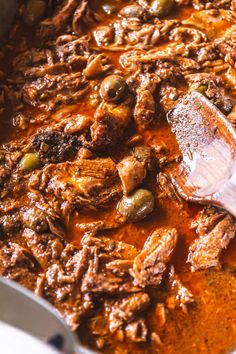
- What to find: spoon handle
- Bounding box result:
[215,171,236,218]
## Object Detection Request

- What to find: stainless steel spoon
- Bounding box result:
[0,277,95,354]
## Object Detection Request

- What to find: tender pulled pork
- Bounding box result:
[188,207,236,271]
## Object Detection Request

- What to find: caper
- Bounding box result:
[100,75,126,102]
[132,146,155,172]
[20,153,40,171]
[23,0,47,26]
[118,189,154,222]
[120,5,143,18]
[150,0,173,17]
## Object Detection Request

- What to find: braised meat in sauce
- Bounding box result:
[0,0,236,353]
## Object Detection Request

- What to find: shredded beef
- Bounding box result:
[130,227,178,287]
[125,318,148,343]
[106,293,150,333]
[167,266,194,311]
[0,241,37,289]
[85,114,124,151]
[0,1,235,352]
[93,18,178,50]
[23,72,90,111]
[37,0,81,39]
[23,228,64,270]
[134,88,156,128]
[188,207,236,271]
[29,156,122,210]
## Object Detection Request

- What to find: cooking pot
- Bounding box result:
[0,2,236,354]
[0,0,18,38]
[0,2,95,353]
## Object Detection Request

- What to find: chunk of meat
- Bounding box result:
[130,227,178,287]
[29,157,121,210]
[72,0,99,35]
[86,114,124,151]
[217,26,236,67]
[55,35,91,68]
[42,266,94,330]
[81,264,140,295]
[83,100,133,151]
[125,318,148,343]
[117,156,146,195]
[132,146,156,172]
[188,207,236,271]
[22,206,50,233]
[134,88,156,128]
[106,293,150,333]
[23,228,64,270]
[31,130,80,163]
[93,18,177,50]
[93,26,114,47]
[0,241,37,290]
[37,0,80,39]
[23,72,90,111]
[167,266,194,312]
[158,172,182,202]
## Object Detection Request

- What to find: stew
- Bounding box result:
[0,0,236,353]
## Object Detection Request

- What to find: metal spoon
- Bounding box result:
[0,277,95,354]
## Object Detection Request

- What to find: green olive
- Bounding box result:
[118,189,154,222]
[100,75,126,102]
[120,5,143,18]
[150,0,173,17]
[20,153,40,171]
[23,0,47,26]
[195,84,208,94]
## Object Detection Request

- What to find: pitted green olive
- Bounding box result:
[120,5,143,18]
[118,189,154,222]
[195,84,208,94]
[20,153,40,171]
[100,75,126,102]
[150,0,173,17]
